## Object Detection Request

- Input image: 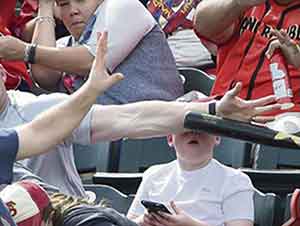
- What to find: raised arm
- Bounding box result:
[90,83,279,142]
[193,0,266,43]
[15,32,123,160]
[31,0,94,89]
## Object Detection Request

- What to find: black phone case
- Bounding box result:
[141,200,171,214]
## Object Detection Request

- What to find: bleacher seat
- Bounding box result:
[254,189,282,226]
[115,137,175,173]
[255,145,300,169]
[83,184,134,214]
[242,168,300,198]
[178,67,215,94]
[93,172,143,195]
[74,142,110,182]
[214,137,252,168]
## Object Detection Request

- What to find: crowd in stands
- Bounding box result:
[1,0,300,226]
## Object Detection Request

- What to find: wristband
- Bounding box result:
[24,43,37,64]
[208,102,216,115]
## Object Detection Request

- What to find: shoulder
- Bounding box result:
[143,161,176,180]
[211,160,253,189]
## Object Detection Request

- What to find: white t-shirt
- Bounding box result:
[128,159,254,226]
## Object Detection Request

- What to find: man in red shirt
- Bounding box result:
[194,0,300,117]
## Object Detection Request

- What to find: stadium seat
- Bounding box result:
[74,142,111,182]
[93,172,143,195]
[254,189,282,226]
[178,67,215,94]
[213,137,252,168]
[118,137,175,173]
[255,145,300,169]
[242,168,300,198]
[83,184,134,214]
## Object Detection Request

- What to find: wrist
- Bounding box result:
[38,3,55,16]
[24,43,38,64]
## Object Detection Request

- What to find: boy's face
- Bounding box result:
[169,132,218,164]
[56,0,101,40]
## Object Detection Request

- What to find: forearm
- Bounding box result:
[194,0,244,42]
[16,80,98,160]
[32,1,56,46]
[33,45,93,75]
[91,101,209,142]
[29,1,62,89]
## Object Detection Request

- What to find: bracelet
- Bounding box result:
[208,102,216,115]
[35,16,56,26]
[24,43,37,64]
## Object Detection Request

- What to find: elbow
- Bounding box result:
[31,67,61,91]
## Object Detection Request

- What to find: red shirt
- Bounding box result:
[0,0,36,90]
[210,0,300,115]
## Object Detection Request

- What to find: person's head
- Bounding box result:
[55,0,103,40]
[0,181,52,226]
[0,181,102,226]
[167,91,220,170]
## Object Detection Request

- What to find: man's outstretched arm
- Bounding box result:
[90,83,280,142]
[15,32,123,160]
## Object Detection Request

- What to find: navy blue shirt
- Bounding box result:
[0,129,18,185]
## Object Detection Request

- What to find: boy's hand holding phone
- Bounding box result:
[142,201,208,226]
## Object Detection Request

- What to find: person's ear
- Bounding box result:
[167,135,173,147]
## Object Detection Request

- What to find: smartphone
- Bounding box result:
[141,200,172,214]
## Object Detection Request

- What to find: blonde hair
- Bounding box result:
[44,192,108,226]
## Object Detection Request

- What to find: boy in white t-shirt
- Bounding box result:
[127,92,254,226]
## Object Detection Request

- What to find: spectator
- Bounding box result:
[0,37,278,197]
[143,0,215,69]
[0,31,122,187]
[24,0,183,104]
[0,179,139,226]
[0,0,184,181]
[194,0,300,117]
[127,92,254,226]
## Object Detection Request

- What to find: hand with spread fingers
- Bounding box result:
[145,201,209,226]
[266,29,300,68]
[216,82,280,123]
